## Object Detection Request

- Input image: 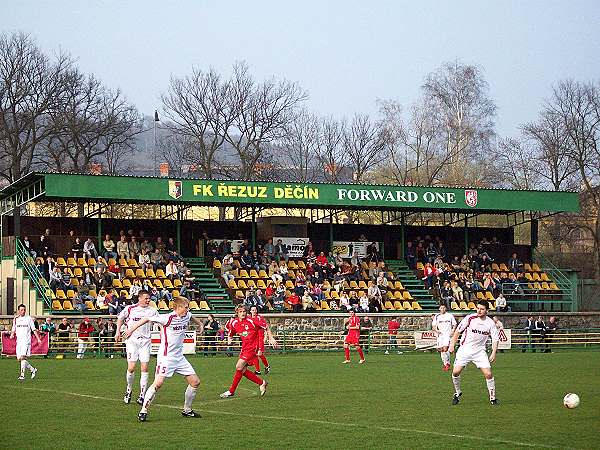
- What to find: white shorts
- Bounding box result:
[155,356,195,378]
[16,341,31,358]
[126,339,151,363]
[437,334,451,349]
[454,347,490,369]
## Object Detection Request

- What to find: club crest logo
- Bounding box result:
[465,189,478,208]
[168,180,182,199]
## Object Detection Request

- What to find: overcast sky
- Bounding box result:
[3,1,600,137]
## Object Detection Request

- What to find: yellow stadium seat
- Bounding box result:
[459,301,470,310]
[467,301,476,310]
[384,301,394,310]
[125,268,135,278]
[349,281,358,289]
[402,301,413,310]
[532,272,541,281]
[237,280,248,289]
[499,263,508,272]
[412,301,422,310]
[65,257,76,267]
[485,291,494,301]
[257,280,267,289]
[235,290,244,299]
[476,292,485,300]
[287,260,298,269]
[393,291,402,300]
[247,280,257,288]
[162,279,173,289]
[85,301,96,310]
[524,263,532,272]
[66,289,76,299]
[491,263,500,271]
[488,301,496,309]
[249,269,259,278]
[540,272,550,282]
[118,258,128,267]
[358,281,368,289]
[451,301,460,310]
[322,280,331,289]
[73,267,83,277]
[228,280,238,289]
[394,281,403,290]
[320,300,331,310]
[532,263,541,272]
[87,258,96,266]
[297,260,306,269]
[154,279,164,289]
[288,270,296,279]
[199,301,210,310]
[212,259,222,269]
[56,289,67,300]
[324,290,331,299]
[258,270,268,278]
[77,257,87,267]
[416,262,424,270]
[239,270,249,278]
[157,300,169,311]
[112,279,122,288]
[156,269,166,279]
[330,291,340,299]
[56,257,66,267]
[172,290,180,298]
[403,291,413,301]
[88,289,97,298]
[127,259,138,268]
[62,300,74,310]
[70,278,79,287]
[145,268,156,278]
[394,301,404,310]
[52,300,63,310]
[122,278,132,288]
[189,301,200,310]
[173,279,182,288]
[149,300,158,309]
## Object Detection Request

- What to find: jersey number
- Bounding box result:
[155,365,167,375]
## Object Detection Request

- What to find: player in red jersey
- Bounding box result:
[343,310,365,364]
[220,305,278,398]
[224,314,236,357]
[249,306,271,375]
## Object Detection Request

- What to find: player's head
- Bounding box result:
[172,296,190,316]
[250,306,258,317]
[138,289,151,306]
[348,309,355,316]
[235,304,247,319]
[17,304,26,316]
[476,300,489,317]
[439,304,447,314]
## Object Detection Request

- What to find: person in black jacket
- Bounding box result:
[203,314,220,356]
[522,316,535,352]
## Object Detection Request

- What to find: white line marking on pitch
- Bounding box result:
[12,386,578,450]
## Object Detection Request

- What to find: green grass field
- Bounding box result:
[0,351,598,449]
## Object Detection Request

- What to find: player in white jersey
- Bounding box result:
[115,290,159,405]
[124,296,205,422]
[432,305,457,372]
[448,300,499,406]
[10,304,42,380]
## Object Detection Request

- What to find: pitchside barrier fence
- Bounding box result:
[2,328,600,357]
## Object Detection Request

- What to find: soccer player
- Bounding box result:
[342,310,365,364]
[448,300,499,406]
[432,305,457,371]
[124,296,205,421]
[10,304,42,380]
[115,290,159,405]
[220,305,278,399]
[249,306,271,375]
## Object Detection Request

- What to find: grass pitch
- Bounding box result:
[0,351,598,449]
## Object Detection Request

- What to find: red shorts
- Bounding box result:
[240,348,258,365]
[345,334,360,345]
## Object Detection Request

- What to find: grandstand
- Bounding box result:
[0,172,580,315]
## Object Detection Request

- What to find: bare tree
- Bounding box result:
[225,62,308,180]
[316,116,348,183]
[343,113,385,183]
[161,68,234,178]
[277,109,321,182]
[494,138,540,190]
[0,32,72,183]
[422,61,496,184]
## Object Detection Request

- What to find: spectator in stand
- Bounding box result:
[405,241,416,269]
[311,283,325,303]
[350,251,361,268]
[140,238,153,255]
[385,318,401,354]
[507,272,525,299]
[522,315,536,353]
[358,292,369,313]
[339,292,351,311]
[483,273,496,294]
[101,318,117,356]
[165,260,179,281]
[107,261,122,280]
[41,317,56,337]
[77,317,95,359]
[81,267,94,289]
[128,236,140,259]
[255,289,266,312]
[150,248,163,271]
[302,291,316,312]
[217,239,231,258]
[221,254,235,286]
[360,316,373,351]
[273,284,286,312]
[38,235,52,258]
[102,234,116,260]
[71,237,84,259]
[316,251,328,266]
[439,281,453,308]
[83,238,98,260]
[367,280,382,303]
[425,242,437,264]
[155,236,166,254]
[253,251,266,271]
[166,237,177,255]
[348,291,359,311]
[116,235,130,260]
[376,272,388,295]
[279,262,289,281]
[535,316,547,352]
[422,263,435,289]
[265,282,275,304]
[61,268,74,291]
[138,248,151,271]
[23,236,36,258]
[49,266,63,291]
[287,291,301,312]
[496,293,509,312]
[268,261,282,285]
[460,255,470,272]
[240,250,255,271]
[334,252,344,268]
[274,239,289,263]
[330,300,340,310]
[451,280,464,303]
[204,314,220,356]
[264,238,275,260]
[507,252,523,274]
[333,271,344,292]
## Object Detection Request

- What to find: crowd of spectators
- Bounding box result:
[25,228,203,312]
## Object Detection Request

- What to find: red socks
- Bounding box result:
[229,369,243,393]
[243,369,264,385]
[344,347,350,360]
[259,354,269,366]
[254,359,261,372]
[357,346,365,360]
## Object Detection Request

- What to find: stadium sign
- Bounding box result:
[273,237,308,258]
[331,241,378,258]
[413,329,511,349]
[42,174,580,213]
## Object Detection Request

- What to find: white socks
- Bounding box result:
[140,372,149,396]
[452,375,461,395]
[141,384,157,413]
[183,385,198,412]
[440,352,450,365]
[126,371,135,393]
[486,377,496,400]
[20,360,33,375]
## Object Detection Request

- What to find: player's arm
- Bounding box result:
[10,318,16,339]
[448,328,460,354]
[264,323,279,348]
[191,316,205,334]
[124,316,156,338]
[489,325,499,363]
[115,310,127,343]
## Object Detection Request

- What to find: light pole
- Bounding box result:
[153,109,160,176]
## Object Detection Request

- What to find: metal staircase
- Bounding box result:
[385,259,438,310]
[185,258,234,313]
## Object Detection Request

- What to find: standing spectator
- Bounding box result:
[71,237,84,258]
[385,318,401,355]
[522,315,535,353]
[23,236,37,258]
[204,314,220,356]
[103,234,117,260]
[545,316,558,353]
[264,238,275,260]
[360,316,373,352]
[495,293,509,312]
[274,239,289,262]
[507,252,523,274]
[41,317,56,334]
[83,238,98,260]
[101,318,117,357]
[77,317,95,359]
[57,318,72,353]
[535,315,547,352]
[38,235,52,258]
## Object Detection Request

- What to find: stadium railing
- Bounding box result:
[15,238,52,310]
[24,327,600,357]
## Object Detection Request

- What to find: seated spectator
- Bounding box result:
[316,251,328,267]
[264,238,275,260]
[330,300,339,310]
[451,280,464,302]
[73,294,88,312]
[358,292,369,313]
[273,284,286,312]
[265,282,275,303]
[302,291,316,312]
[138,248,151,270]
[116,236,130,260]
[23,236,37,258]
[240,250,255,271]
[334,252,344,268]
[103,234,117,260]
[141,238,153,255]
[507,252,523,273]
[483,273,496,293]
[405,241,416,269]
[83,238,98,260]
[107,261,122,280]
[367,280,382,302]
[495,293,510,312]
[244,289,257,309]
[274,239,289,262]
[61,268,74,291]
[254,289,266,311]
[287,291,301,312]
[253,251,266,271]
[49,266,63,291]
[348,291,359,310]
[426,242,437,263]
[165,260,179,280]
[108,292,126,315]
[339,292,350,311]
[96,290,110,309]
[221,254,235,286]
[269,261,283,285]
[279,262,289,281]
[71,237,84,258]
[155,236,166,254]
[166,237,177,255]
[376,272,388,294]
[422,263,435,289]
[311,283,325,302]
[129,236,141,259]
[439,281,453,308]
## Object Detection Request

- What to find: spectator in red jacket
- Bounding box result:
[385,318,402,355]
[77,317,95,359]
[287,292,301,313]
